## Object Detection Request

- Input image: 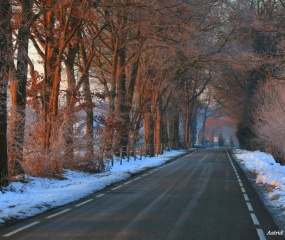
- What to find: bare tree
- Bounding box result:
[212,0,285,149]
[9,0,38,175]
[31,0,89,149]
[0,0,11,186]
[253,81,285,164]
[91,1,150,155]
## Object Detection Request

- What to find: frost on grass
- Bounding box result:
[235,149,285,214]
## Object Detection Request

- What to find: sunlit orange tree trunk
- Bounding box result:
[32,0,86,149]
[9,0,35,175]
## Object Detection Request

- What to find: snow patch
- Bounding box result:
[235,149,285,215]
[0,150,185,225]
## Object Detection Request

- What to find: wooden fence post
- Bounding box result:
[111,148,114,166]
[120,147,123,165]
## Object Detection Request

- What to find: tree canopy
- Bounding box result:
[1,0,285,185]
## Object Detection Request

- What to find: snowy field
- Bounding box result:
[234,149,285,220]
[0,150,187,226]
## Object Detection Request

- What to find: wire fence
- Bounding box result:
[104,141,183,166]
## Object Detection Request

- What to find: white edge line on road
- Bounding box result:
[241,187,246,193]
[246,202,254,212]
[251,213,260,225]
[46,209,71,219]
[243,194,249,201]
[225,149,263,237]
[75,199,94,207]
[96,193,105,198]
[111,185,123,191]
[256,229,266,240]
[3,222,40,237]
[134,177,141,180]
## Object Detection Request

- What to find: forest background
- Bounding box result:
[1,0,285,187]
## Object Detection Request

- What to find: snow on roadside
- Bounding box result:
[0,150,186,226]
[234,149,285,213]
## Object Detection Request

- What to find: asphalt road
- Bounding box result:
[0,148,283,240]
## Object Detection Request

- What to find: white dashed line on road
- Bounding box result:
[124,180,133,185]
[96,193,105,198]
[46,209,71,219]
[112,185,123,191]
[75,199,94,207]
[3,222,40,237]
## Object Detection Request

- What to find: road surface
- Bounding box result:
[0,148,283,239]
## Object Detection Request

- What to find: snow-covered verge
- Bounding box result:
[234,149,285,217]
[0,150,187,226]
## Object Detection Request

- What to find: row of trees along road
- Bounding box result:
[1,0,285,186]
[211,0,285,164]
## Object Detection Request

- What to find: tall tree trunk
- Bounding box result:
[154,96,163,154]
[169,113,179,150]
[63,44,78,162]
[162,115,168,150]
[144,110,155,157]
[0,0,11,186]
[77,30,100,166]
[184,105,190,148]
[82,75,95,161]
[44,59,61,149]
[201,106,209,146]
[189,99,198,147]
[115,43,142,154]
[106,36,119,151]
[39,1,83,149]
[115,46,128,152]
[42,5,57,149]
[9,0,33,175]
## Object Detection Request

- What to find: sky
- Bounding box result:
[1,148,285,229]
